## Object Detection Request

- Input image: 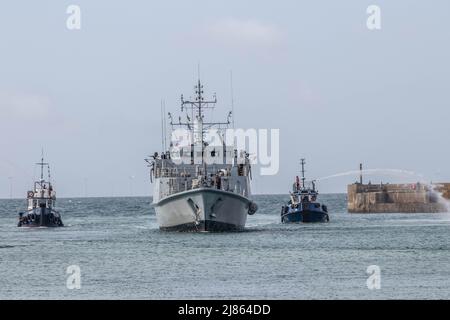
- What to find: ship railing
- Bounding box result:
[158,175,250,198]
[154,164,233,179]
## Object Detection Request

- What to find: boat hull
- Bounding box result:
[154,188,253,232]
[281,202,329,223]
[18,207,64,228]
[281,210,329,223]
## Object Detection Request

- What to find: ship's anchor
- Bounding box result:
[187,198,202,228]
[210,198,223,218]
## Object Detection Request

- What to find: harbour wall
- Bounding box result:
[347,183,450,213]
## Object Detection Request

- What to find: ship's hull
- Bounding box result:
[154,188,252,232]
[281,203,329,223]
[18,207,64,228]
[281,210,329,223]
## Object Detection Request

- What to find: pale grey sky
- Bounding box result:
[1,0,449,198]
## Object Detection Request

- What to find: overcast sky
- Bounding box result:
[1,0,449,198]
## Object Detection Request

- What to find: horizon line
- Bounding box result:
[0,192,347,200]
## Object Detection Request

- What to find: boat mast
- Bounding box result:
[36,151,49,183]
[160,100,167,153]
[230,70,235,129]
[300,158,306,188]
[173,78,231,164]
[195,79,205,146]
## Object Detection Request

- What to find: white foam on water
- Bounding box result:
[135,225,152,230]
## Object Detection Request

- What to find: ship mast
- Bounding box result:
[169,78,232,163]
[180,79,218,146]
[36,151,49,183]
[300,158,306,188]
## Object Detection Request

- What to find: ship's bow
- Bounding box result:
[154,189,252,232]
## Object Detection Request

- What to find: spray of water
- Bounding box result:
[428,183,450,212]
[315,168,425,182]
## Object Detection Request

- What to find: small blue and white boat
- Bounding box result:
[281,159,329,223]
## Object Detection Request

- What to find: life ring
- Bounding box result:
[27,191,34,198]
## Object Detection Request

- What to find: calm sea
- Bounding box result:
[0,194,449,299]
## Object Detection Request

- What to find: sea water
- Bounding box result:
[0,194,449,299]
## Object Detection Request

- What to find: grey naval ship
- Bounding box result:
[146,79,258,231]
[17,156,63,227]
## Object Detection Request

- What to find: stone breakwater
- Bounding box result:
[347,183,450,213]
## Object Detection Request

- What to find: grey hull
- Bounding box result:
[154,188,251,232]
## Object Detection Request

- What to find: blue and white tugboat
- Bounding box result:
[281,159,329,223]
[17,155,63,227]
